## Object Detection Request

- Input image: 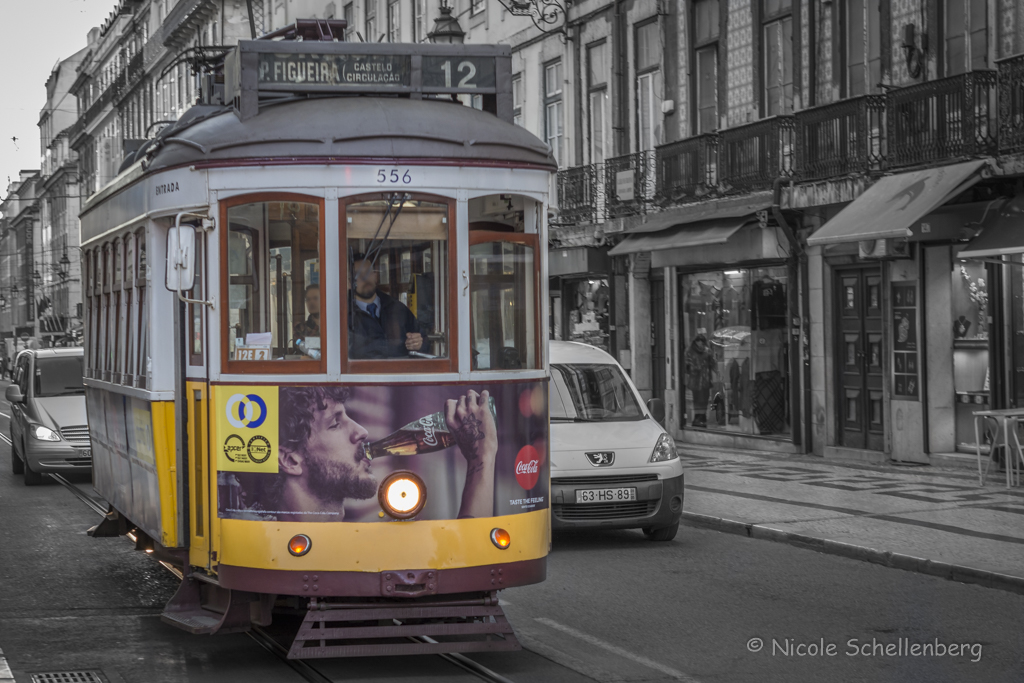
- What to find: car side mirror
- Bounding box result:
[5,384,24,404]
[647,397,665,423]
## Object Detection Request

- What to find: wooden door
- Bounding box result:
[836,267,885,450]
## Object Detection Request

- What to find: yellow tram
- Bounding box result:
[80,31,553,657]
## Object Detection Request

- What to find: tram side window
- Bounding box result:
[469,238,538,371]
[226,201,322,363]
[345,199,449,363]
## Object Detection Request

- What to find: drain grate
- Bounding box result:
[31,673,107,683]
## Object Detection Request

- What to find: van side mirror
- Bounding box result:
[5,384,24,404]
[165,222,196,293]
[647,397,665,423]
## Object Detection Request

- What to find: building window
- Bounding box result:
[762,0,793,116]
[471,0,485,15]
[365,1,377,42]
[413,0,424,41]
[845,0,881,96]
[635,20,662,151]
[588,42,608,164]
[512,74,523,126]
[387,0,400,42]
[544,61,564,166]
[945,0,988,75]
[693,0,719,134]
[344,3,355,41]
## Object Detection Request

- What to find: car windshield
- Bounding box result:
[550,363,644,422]
[34,356,85,397]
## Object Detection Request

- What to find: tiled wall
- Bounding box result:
[726,0,755,125]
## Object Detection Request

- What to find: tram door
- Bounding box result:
[185,234,213,569]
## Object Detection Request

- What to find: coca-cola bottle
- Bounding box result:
[362,396,497,460]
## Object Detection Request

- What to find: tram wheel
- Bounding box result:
[643,522,679,542]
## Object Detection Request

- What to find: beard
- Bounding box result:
[305,452,378,502]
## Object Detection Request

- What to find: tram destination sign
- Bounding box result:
[227,42,513,121]
[258,53,412,88]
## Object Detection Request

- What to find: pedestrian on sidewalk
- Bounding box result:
[685,333,716,428]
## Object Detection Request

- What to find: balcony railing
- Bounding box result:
[604,151,656,218]
[556,163,603,225]
[795,95,885,181]
[998,53,1024,155]
[887,70,997,168]
[718,116,796,192]
[655,133,718,206]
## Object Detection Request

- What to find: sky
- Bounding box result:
[0,0,114,194]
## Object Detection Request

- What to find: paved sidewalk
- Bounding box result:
[678,445,1024,593]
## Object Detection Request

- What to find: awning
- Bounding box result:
[619,192,772,234]
[609,216,753,256]
[958,194,1024,259]
[806,160,989,246]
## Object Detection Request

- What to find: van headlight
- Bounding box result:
[32,425,61,442]
[649,433,677,462]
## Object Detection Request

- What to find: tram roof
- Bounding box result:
[142,96,557,173]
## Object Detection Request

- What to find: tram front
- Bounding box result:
[80,38,555,657]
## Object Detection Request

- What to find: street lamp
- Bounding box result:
[58,253,71,281]
[427,3,465,44]
[32,269,41,286]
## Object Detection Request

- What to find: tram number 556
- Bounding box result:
[376,169,412,184]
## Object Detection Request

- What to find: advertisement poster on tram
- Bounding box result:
[214,382,549,522]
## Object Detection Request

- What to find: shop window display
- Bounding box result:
[681,267,790,436]
[566,278,611,352]
[952,256,989,452]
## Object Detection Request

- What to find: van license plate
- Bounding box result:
[575,488,637,504]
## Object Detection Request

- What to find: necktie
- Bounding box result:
[367,303,378,318]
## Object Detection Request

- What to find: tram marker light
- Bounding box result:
[490,528,511,549]
[288,534,312,557]
[378,471,426,520]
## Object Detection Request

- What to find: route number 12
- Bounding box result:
[439,60,478,88]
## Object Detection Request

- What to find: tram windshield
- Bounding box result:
[346,199,449,361]
[34,356,85,397]
[227,200,322,362]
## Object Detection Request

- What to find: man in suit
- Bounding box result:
[349,257,425,359]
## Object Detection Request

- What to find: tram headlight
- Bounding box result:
[378,471,426,520]
[288,534,312,557]
[490,528,511,549]
[32,425,60,442]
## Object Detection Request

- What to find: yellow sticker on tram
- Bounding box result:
[214,386,279,473]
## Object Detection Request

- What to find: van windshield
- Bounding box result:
[550,363,644,422]
[34,357,85,397]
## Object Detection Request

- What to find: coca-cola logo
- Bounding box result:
[419,415,438,447]
[514,445,541,490]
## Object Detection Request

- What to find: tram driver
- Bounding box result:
[233,386,497,522]
[348,256,426,359]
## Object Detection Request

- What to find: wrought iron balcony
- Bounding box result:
[998,53,1024,155]
[555,163,603,225]
[795,95,885,181]
[718,116,796,192]
[655,133,718,206]
[887,70,997,168]
[604,151,656,219]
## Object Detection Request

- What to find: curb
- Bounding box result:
[680,511,1024,596]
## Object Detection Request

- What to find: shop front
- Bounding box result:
[548,246,613,353]
[610,214,805,452]
[805,159,1014,465]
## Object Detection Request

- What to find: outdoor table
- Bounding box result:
[973,408,1024,488]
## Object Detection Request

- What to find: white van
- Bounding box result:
[549,341,684,541]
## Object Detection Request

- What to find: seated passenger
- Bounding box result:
[293,284,321,340]
[349,257,425,359]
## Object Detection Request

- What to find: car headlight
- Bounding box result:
[649,433,678,462]
[32,425,61,442]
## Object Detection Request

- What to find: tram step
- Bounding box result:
[160,575,255,635]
